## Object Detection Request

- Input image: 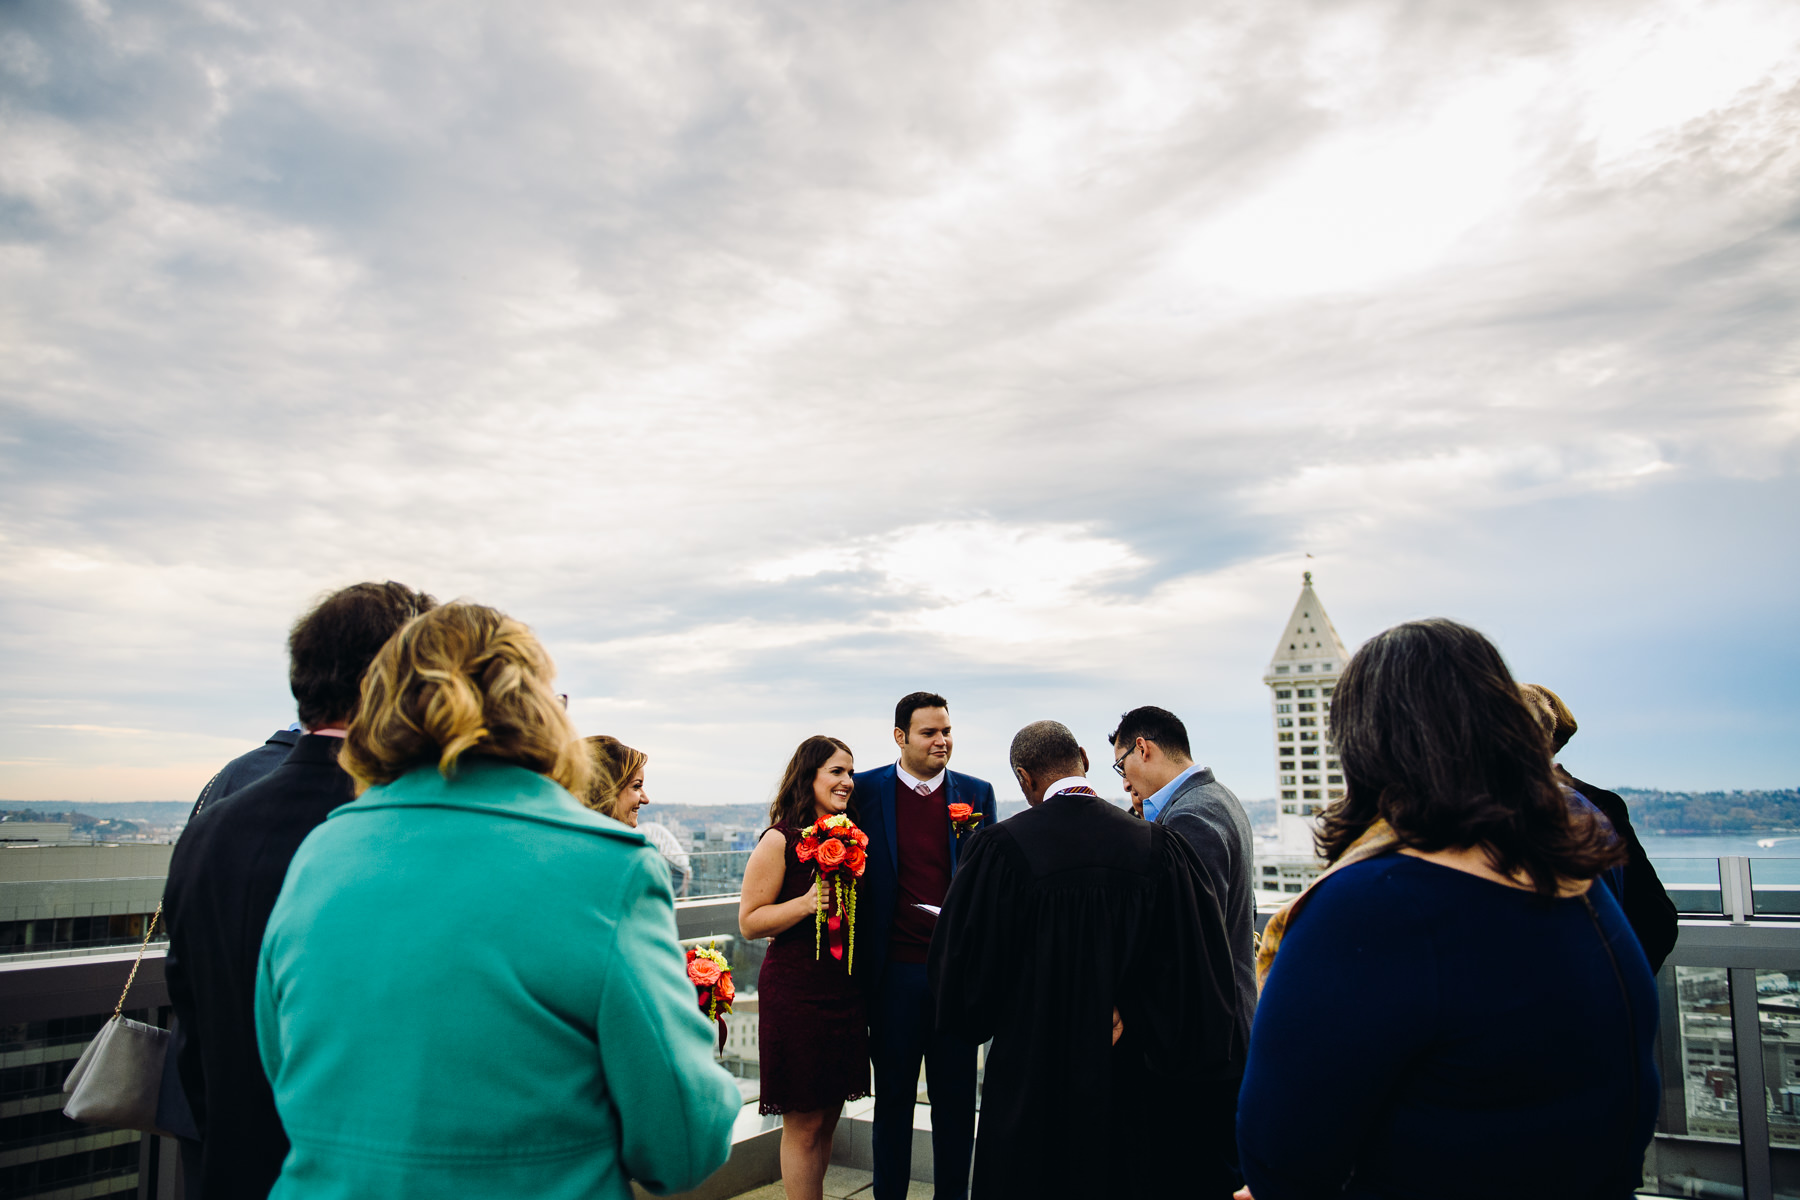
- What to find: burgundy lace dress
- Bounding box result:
[756,823,870,1114]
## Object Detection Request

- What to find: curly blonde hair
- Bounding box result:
[341,603,592,799]
[584,735,648,821]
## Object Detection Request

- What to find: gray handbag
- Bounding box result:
[61,898,180,1135]
[62,771,219,1136]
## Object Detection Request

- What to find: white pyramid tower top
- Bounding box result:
[1262,571,1351,682]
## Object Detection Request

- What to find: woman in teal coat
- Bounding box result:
[256,603,740,1199]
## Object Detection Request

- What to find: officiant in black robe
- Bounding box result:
[929,720,1242,1200]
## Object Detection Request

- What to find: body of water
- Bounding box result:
[1639,833,1800,860]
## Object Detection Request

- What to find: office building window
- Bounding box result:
[1262,866,1279,876]
[1322,685,1334,695]
[1297,689,1315,698]
[1303,789,1320,799]
[1327,774,1342,784]
[1276,703,1292,714]
[1298,664,1313,672]
[1302,775,1319,785]
[1278,718,1293,728]
[1284,883,1304,893]
[1328,788,1344,799]
[1298,717,1315,727]
[1275,689,1292,699]
[1281,793,1297,803]
[1280,775,1296,785]
[1278,733,1293,742]
[1275,666,1289,674]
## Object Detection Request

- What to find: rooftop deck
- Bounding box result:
[3,858,1796,1200]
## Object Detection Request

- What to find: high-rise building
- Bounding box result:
[1253,572,1352,901]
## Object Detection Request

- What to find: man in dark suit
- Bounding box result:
[1110,705,1254,1195]
[190,726,301,818]
[163,581,434,1200]
[853,691,996,1200]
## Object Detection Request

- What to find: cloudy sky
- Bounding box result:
[2,0,1796,809]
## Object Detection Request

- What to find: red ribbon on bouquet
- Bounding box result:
[826,904,846,962]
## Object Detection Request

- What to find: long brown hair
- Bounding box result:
[341,603,591,800]
[767,735,854,830]
[584,735,647,821]
[1315,618,1621,896]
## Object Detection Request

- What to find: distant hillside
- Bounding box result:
[1618,788,1800,834]
[1,800,194,825]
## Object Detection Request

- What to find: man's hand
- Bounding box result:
[1233,1189,1254,1200]
[1111,1007,1124,1045]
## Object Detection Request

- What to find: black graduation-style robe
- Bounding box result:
[928,790,1242,1200]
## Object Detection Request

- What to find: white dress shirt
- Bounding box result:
[896,762,946,795]
[1042,776,1092,801]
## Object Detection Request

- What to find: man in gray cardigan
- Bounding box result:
[1110,705,1255,1194]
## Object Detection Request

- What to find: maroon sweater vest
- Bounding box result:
[888,776,952,964]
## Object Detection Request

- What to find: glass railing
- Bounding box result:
[1752,859,1800,918]
[1658,858,1726,915]
[684,849,752,899]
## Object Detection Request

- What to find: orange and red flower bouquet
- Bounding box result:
[793,813,868,972]
[686,943,735,1053]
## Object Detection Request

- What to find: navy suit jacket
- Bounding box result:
[851,763,997,997]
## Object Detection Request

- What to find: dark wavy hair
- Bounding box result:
[288,581,437,728]
[1316,618,1622,896]
[767,735,855,830]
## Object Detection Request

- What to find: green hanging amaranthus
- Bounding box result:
[794,812,869,973]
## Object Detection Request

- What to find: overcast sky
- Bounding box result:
[2,0,1796,810]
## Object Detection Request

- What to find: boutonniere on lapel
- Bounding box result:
[947,802,981,838]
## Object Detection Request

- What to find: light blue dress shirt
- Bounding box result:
[1141,763,1202,823]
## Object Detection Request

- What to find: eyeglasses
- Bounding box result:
[1111,745,1139,778]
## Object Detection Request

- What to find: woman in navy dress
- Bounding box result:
[739,736,869,1200]
[1238,619,1658,1200]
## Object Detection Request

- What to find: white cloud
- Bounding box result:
[1,0,1797,800]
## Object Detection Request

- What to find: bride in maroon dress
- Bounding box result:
[738,735,869,1200]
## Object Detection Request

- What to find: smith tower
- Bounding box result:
[1262,572,1352,856]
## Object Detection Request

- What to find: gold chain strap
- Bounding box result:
[112,900,163,1020]
[110,768,222,1021]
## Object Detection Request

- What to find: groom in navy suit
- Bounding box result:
[855,691,996,1200]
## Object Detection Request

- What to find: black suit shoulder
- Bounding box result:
[1562,768,1679,974]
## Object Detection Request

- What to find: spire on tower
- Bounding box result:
[1263,572,1351,682]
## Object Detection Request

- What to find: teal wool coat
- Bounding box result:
[255,759,740,1200]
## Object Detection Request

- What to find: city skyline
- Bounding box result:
[2,0,1797,806]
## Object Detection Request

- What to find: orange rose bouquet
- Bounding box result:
[686,943,734,1053]
[947,801,981,838]
[796,813,868,972]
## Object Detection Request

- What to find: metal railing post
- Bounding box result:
[1721,856,1753,924]
[1728,966,1774,1200]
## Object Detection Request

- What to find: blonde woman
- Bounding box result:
[254,604,739,1200]
[586,735,691,895]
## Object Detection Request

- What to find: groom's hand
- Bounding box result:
[1111,1007,1123,1045]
